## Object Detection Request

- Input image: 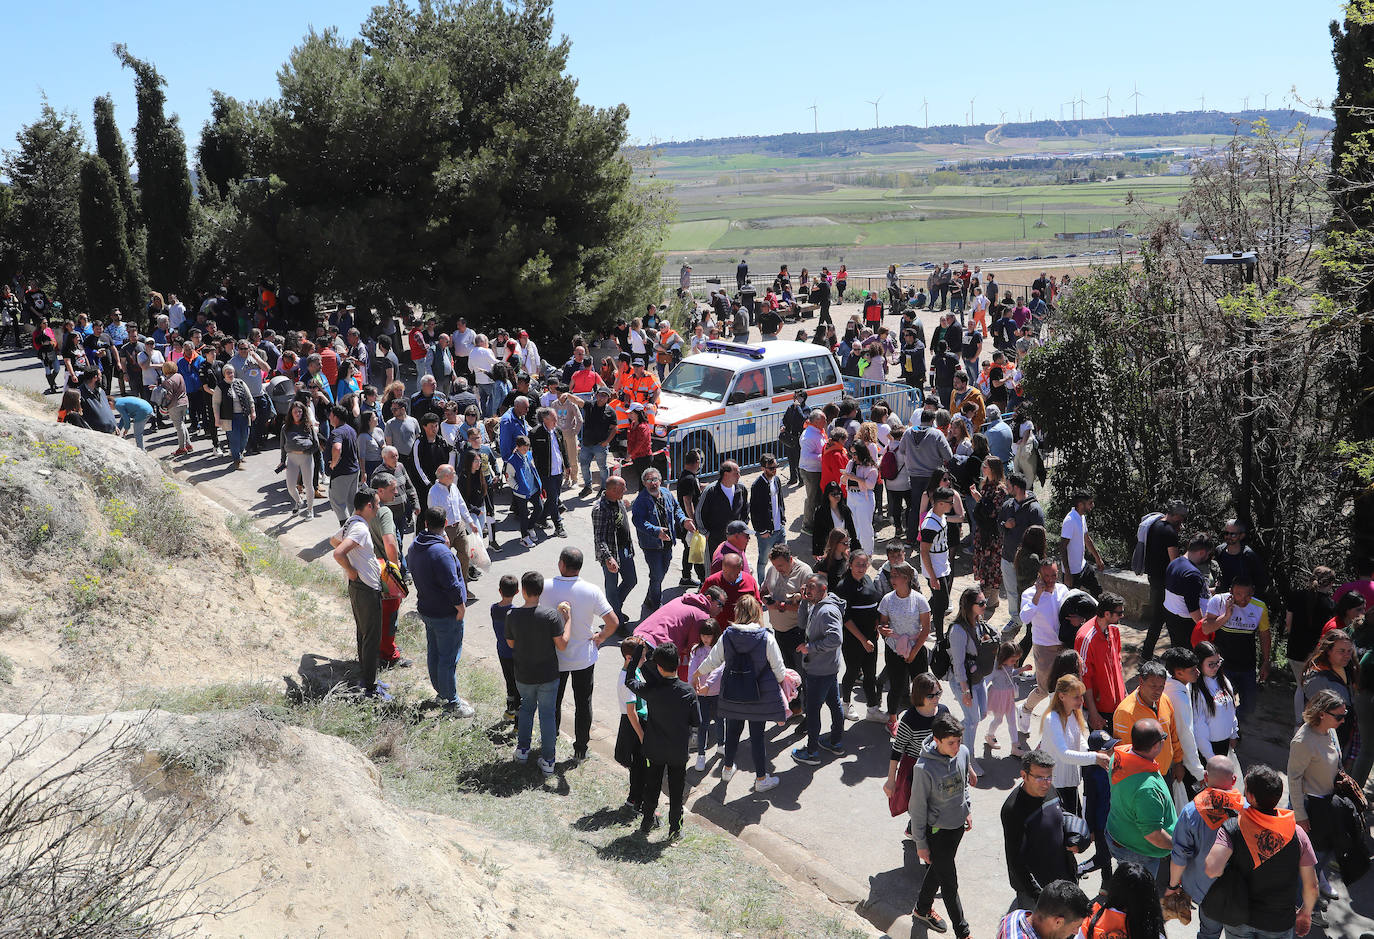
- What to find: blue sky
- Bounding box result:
[1,0,1343,158]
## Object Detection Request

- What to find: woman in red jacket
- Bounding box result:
[625,404,653,492]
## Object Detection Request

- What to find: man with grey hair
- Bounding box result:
[367,472,412,670]
[983,403,1013,467]
[409,373,447,423]
[498,394,531,462]
[449,375,479,416]
[428,463,479,576]
[530,406,568,537]
[799,409,827,532]
[371,445,419,566]
[592,475,638,631]
[632,466,694,612]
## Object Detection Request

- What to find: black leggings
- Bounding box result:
[885,645,928,714]
[841,627,879,706]
[887,488,910,538]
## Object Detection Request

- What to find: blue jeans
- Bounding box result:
[421,613,464,704]
[602,547,638,624]
[516,678,559,764]
[697,694,723,753]
[724,718,769,776]
[960,678,988,755]
[119,412,150,449]
[1197,910,1224,939]
[754,529,787,581]
[544,472,563,530]
[1108,836,1162,876]
[642,548,671,613]
[1222,926,1292,939]
[1230,668,1259,725]
[227,413,250,462]
[804,672,844,752]
[578,443,610,488]
[477,384,496,418]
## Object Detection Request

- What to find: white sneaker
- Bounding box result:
[753,774,780,793]
[513,747,530,762]
[721,765,736,782]
[537,757,556,775]
[866,706,887,722]
[970,760,985,776]
[847,703,865,721]
[694,754,706,772]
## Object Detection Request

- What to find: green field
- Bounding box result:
[648,136,1201,271]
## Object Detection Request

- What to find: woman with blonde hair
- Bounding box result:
[692,592,788,794]
[158,359,191,455]
[1290,687,1346,897]
[1037,673,1110,813]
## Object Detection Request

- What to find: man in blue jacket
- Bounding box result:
[1167,755,1241,939]
[498,395,531,463]
[406,506,474,717]
[631,467,694,614]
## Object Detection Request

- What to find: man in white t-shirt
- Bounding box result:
[540,545,618,762]
[330,489,388,699]
[1059,490,1104,596]
[919,486,955,643]
[451,318,476,381]
[1020,559,1070,714]
[468,335,498,416]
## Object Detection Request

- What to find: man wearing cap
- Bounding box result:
[346,327,369,385]
[749,454,787,580]
[229,339,271,451]
[408,319,431,382]
[711,519,753,576]
[624,358,660,408]
[578,385,617,496]
[631,466,693,612]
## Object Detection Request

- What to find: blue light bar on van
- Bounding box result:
[703,340,766,360]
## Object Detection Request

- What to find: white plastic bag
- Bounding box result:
[469,534,492,572]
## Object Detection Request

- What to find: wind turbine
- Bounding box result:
[1242,95,1249,111]
[1076,92,1087,121]
[1129,83,1143,115]
[808,100,818,133]
[866,93,884,129]
[1101,88,1112,118]
[1198,94,1206,111]
[969,95,976,126]
[1262,91,1270,109]
[921,97,929,128]
[999,109,1007,124]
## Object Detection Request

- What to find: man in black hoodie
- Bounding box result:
[624,641,698,840]
[1001,749,1084,910]
[696,460,748,560]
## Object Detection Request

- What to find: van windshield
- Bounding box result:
[661,361,733,402]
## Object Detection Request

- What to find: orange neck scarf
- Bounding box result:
[1192,787,1243,830]
[1238,806,1296,867]
[1110,744,1161,785]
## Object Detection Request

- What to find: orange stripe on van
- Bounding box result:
[770,381,843,404]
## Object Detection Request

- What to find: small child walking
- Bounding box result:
[688,621,722,772]
[984,642,1020,752]
[490,574,521,722]
[614,637,649,814]
[624,641,698,840]
[507,434,543,547]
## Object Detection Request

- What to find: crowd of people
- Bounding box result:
[14,259,1374,939]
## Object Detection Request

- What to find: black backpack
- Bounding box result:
[722,630,761,702]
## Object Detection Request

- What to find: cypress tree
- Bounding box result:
[1328,3,1374,562]
[79,155,142,318]
[114,43,194,295]
[92,94,145,274]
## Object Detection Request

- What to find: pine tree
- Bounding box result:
[80,155,143,318]
[115,44,194,296]
[2,103,86,301]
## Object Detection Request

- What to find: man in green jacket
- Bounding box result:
[1106,718,1178,877]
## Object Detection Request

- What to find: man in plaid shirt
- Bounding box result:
[592,475,638,633]
[995,880,1091,939]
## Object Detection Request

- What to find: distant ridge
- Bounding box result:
[637,110,1331,158]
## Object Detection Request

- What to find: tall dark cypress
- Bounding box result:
[114,44,194,297]
[79,155,142,318]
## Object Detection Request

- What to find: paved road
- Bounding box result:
[4,304,1370,938]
